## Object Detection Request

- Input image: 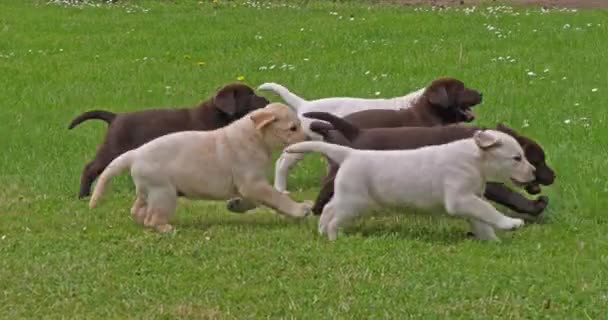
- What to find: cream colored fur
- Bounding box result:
[285,130,536,241]
[89,103,311,232]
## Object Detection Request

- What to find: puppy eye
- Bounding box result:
[289,125,298,132]
[513,155,522,162]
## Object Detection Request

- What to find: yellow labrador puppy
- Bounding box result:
[89,103,311,232]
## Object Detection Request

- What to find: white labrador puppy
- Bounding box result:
[89,103,311,232]
[257,82,424,192]
[285,130,536,241]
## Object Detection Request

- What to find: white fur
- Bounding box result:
[285,130,536,241]
[257,82,425,192]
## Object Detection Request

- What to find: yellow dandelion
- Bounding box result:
[197,61,205,66]
[236,75,245,81]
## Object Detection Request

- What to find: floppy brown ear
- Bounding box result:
[427,86,450,108]
[250,111,276,130]
[213,89,237,115]
[474,130,501,149]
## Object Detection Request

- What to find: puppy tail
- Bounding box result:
[303,112,360,141]
[89,150,135,209]
[285,141,352,165]
[68,110,116,129]
[257,82,306,110]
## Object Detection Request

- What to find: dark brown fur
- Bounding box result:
[306,112,555,218]
[69,83,269,198]
[337,77,483,129]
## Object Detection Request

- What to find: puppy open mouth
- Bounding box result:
[460,107,475,122]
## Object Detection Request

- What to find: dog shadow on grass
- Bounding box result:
[175,203,313,233]
[172,201,532,244]
[343,215,470,245]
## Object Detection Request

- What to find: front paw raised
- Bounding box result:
[496,217,525,231]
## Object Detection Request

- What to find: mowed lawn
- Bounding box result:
[1,0,608,318]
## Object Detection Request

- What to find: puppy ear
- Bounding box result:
[474,130,500,149]
[250,111,276,130]
[495,122,518,136]
[427,86,450,108]
[213,89,237,115]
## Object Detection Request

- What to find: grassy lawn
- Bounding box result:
[1,0,607,318]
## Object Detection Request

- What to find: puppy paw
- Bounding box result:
[533,196,549,212]
[226,198,257,213]
[497,217,525,231]
[155,224,174,233]
[294,200,313,218]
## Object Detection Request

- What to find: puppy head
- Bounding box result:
[496,123,555,194]
[250,103,307,148]
[213,83,269,119]
[474,130,536,186]
[424,77,483,123]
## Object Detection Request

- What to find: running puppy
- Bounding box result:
[305,112,555,219]
[270,77,483,193]
[89,103,311,232]
[285,130,536,241]
[69,83,269,198]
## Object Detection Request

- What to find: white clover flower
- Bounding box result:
[592,88,598,92]
[374,91,381,96]
[527,71,536,76]
[564,119,571,124]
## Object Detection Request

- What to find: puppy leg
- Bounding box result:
[313,179,335,216]
[143,186,177,233]
[318,202,336,236]
[321,196,365,241]
[226,198,258,213]
[446,195,524,231]
[313,166,339,215]
[130,196,147,225]
[79,159,107,198]
[484,182,548,218]
[273,152,305,193]
[78,143,120,198]
[239,182,311,218]
[467,219,499,241]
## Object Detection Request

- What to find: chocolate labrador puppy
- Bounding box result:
[69,83,269,198]
[340,77,482,129]
[306,112,555,220]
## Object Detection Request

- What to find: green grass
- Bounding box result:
[1,0,608,318]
